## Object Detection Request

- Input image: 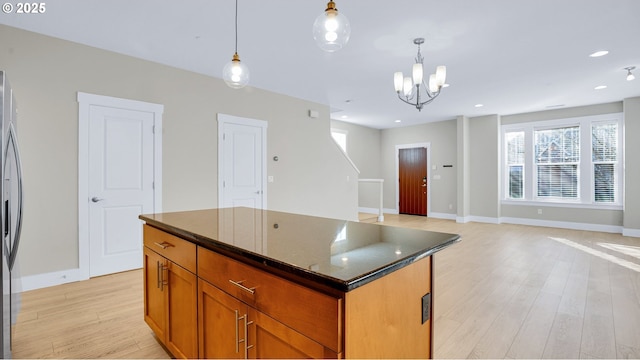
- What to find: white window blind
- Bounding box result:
[506,131,525,199]
[592,122,618,202]
[534,126,580,199]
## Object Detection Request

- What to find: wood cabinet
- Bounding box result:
[143,225,198,359]
[142,221,438,359]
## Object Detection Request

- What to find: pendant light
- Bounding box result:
[223,0,249,89]
[312,1,351,52]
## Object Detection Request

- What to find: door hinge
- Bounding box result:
[223,181,226,188]
[152,181,155,190]
[223,133,226,140]
[152,125,155,134]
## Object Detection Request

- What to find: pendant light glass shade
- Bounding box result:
[223,53,250,89]
[312,1,351,52]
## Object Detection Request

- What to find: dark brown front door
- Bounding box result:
[399,147,427,216]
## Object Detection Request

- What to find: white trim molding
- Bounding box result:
[77,92,163,284]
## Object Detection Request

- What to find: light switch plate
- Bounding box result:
[422,293,431,324]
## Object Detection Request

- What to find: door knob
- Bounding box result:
[91,197,104,203]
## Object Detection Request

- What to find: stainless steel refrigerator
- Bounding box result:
[0,71,23,359]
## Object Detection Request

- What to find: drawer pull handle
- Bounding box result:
[229,279,256,295]
[244,314,254,359]
[154,242,173,249]
[234,310,240,353]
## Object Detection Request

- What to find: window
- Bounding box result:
[592,122,618,203]
[331,128,347,153]
[506,131,524,199]
[502,113,622,207]
[534,126,579,199]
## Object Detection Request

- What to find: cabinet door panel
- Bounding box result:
[166,261,198,359]
[248,309,337,359]
[143,247,166,339]
[199,279,247,359]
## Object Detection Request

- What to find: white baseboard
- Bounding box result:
[429,212,457,220]
[468,216,501,224]
[501,217,623,234]
[20,268,88,292]
[622,227,640,238]
[358,207,398,215]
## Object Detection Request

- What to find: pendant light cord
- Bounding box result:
[234,0,238,54]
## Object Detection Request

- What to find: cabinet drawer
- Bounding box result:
[197,247,342,352]
[143,225,196,273]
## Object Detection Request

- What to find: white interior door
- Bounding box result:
[88,106,154,277]
[218,114,267,209]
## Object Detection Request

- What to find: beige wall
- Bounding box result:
[0,25,358,278]
[623,97,640,232]
[468,115,501,219]
[380,120,458,214]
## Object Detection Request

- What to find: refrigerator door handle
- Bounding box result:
[5,123,23,270]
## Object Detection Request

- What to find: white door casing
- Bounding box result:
[217,114,267,209]
[78,93,163,278]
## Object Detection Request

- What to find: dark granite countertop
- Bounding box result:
[139,207,460,292]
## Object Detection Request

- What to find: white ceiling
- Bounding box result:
[2,0,639,129]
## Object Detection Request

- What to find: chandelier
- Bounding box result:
[393,38,447,111]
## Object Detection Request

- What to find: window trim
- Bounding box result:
[501,113,623,209]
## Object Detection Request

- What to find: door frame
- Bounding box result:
[77,92,163,279]
[395,142,431,215]
[217,113,268,209]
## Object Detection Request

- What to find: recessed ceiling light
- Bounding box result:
[589,50,609,57]
[394,119,402,123]
[474,104,484,108]
[594,85,607,90]
[546,104,565,109]
[340,115,348,119]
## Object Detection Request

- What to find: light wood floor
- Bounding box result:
[13,214,640,359]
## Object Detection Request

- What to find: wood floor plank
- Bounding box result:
[505,291,562,359]
[467,284,540,359]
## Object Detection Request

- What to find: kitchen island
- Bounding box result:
[139,207,459,359]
